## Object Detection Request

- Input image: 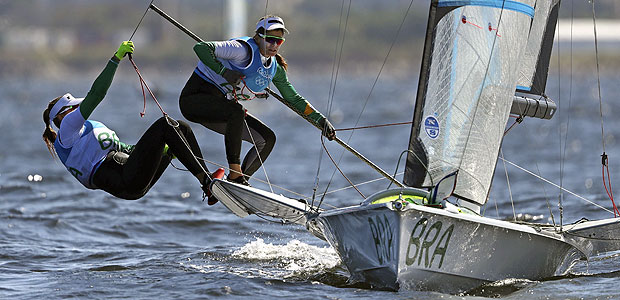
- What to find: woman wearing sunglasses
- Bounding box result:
[42,41,214,200]
[179,15,336,186]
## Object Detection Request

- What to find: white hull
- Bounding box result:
[316,188,584,293]
[211,180,597,293]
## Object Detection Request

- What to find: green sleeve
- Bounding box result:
[79,56,120,119]
[271,65,326,126]
[194,42,226,75]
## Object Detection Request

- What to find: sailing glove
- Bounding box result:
[115,41,134,61]
[221,69,245,86]
[320,118,336,141]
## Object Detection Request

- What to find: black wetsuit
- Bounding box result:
[54,57,210,200]
[179,40,329,179]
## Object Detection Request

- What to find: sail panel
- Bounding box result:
[405,0,534,206]
[516,0,561,96]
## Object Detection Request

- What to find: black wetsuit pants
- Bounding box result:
[93,117,209,200]
[179,72,276,178]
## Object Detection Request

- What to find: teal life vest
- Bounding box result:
[194,36,278,96]
[223,36,278,93]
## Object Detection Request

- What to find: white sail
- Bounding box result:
[405,0,535,206]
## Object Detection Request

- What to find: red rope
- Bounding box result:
[601,153,620,217]
[128,55,167,117]
[231,78,267,102]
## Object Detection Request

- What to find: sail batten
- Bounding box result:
[405,0,535,206]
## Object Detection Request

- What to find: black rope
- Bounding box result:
[129,0,155,41]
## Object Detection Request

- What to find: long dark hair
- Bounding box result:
[255,24,288,71]
[42,96,62,158]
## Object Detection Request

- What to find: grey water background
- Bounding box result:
[4,1,620,299]
[3,67,620,299]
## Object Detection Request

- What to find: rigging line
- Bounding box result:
[313,172,406,201]
[559,0,575,232]
[312,0,348,205]
[591,0,606,155]
[243,118,274,193]
[346,0,415,140]
[499,156,614,214]
[602,165,620,216]
[536,162,558,232]
[320,137,365,199]
[556,1,564,230]
[591,0,618,217]
[261,0,270,63]
[559,1,575,229]
[327,0,351,117]
[129,0,155,41]
[335,121,413,132]
[386,150,432,189]
[128,56,212,184]
[499,149,516,221]
[319,0,414,205]
[387,150,409,190]
[316,0,353,208]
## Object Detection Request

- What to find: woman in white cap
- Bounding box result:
[42,41,215,201]
[179,15,335,186]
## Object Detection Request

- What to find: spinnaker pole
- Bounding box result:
[148,3,405,188]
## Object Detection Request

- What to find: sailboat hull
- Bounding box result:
[559,218,620,257]
[316,189,583,293]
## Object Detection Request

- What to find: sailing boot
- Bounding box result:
[228,174,250,186]
[203,168,225,205]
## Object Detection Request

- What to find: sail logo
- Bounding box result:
[424,116,440,139]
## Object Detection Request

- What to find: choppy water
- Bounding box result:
[2,70,620,299]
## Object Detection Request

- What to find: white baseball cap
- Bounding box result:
[256,16,289,33]
[50,93,83,120]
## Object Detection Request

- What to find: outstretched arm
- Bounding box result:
[79,41,134,119]
[58,41,134,147]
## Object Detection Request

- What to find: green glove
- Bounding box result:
[115,41,134,60]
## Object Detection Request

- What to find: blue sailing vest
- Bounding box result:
[194,37,278,95]
[54,120,120,189]
[222,37,278,93]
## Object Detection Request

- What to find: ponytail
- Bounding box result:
[42,96,62,159]
[275,53,288,71]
